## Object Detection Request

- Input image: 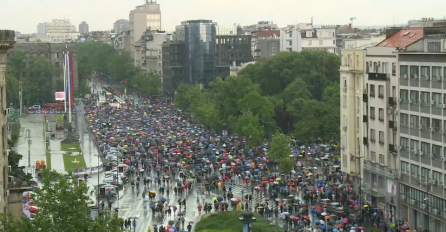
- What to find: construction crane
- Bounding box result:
[350,17,357,28]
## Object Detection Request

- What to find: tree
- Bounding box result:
[132,73,162,95]
[235,112,264,148]
[278,158,295,173]
[22,56,59,105]
[268,132,291,160]
[77,54,93,96]
[0,170,124,232]
[107,51,136,81]
[174,84,202,111]
[283,78,311,105]
[193,93,223,131]
[78,42,117,75]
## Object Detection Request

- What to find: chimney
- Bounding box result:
[349,24,351,30]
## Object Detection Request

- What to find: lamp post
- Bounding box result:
[239,211,256,232]
[27,129,32,169]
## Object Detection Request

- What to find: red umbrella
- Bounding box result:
[304,216,310,219]
[279,203,284,206]
[269,179,274,182]
[312,206,317,209]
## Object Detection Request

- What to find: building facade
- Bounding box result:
[339,49,366,197]
[254,30,280,60]
[280,23,336,53]
[216,35,252,66]
[398,53,446,231]
[37,23,46,35]
[79,21,89,34]
[113,19,130,34]
[6,43,79,93]
[140,29,170,74]
[45,19,75,34]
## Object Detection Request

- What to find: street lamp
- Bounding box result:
[239,211,256,232]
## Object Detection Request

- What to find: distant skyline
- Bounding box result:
[2,0,446,34]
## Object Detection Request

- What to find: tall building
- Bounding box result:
[140,29,170,74]
[129,0,161,65]
[113,19,130,34]
[0,29,14,216]
[280,23,336,53]
[79,21,89,34]
[252,30,280,60]
[243,21,278,33]
[216,25,252,66]
[162,20,229,93]
[45,19,74,33]
[37,23,46,35]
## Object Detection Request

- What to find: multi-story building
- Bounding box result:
[37,23,46,35]
[252,30,280,60]
[79,21,89,34]
[339,48,367,198]
[243,21,278,33]
[140,29,170,74]
[6,43,79,93]
[129,0,161,65]
[280,23,336,53]
[162,20,229,93]
[216,25,252,66]
[408,17,446,28]
[45,19,74,34]
[114,19,130,34]
[115,30,131,53]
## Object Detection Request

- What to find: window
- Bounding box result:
[410,66,419,78]
[432,93,442,106]
[411,164,419,177]
[378,85,384,98]
[343,154,347,167]
[366,62,369,73]
[370,84,375,97]
[410,139,419,151]
[401,161,410,174]
[333,40,335,45]
[342,95,347,108]
[400,90,409,102]
[379,131,384,144]
[432,119,441,132]
[370,129,376,141]
[420,92,430,105]
[289,33,292,37]
[421,142,430,154]
[400,137,409,150]
[420,117,430,131]
[308,40,312,45]
[392,63,396,75]
[371,151,376,162]
[400,65,409,77]
[370,107,376,119]
[378,108,384,121]
[319,40,323,45]
[433,171,443,184]
[432,66,442,80]
[421,167,431,180]
[432,145,442,158]
[382,62,388,74]
[356,117,359,130]
[410,115,419,129]
[400,114,409,127]
[379,154,385,165]
[409,90,419,104]
[420,66,430,79]
[356,55,359,67]
[356,76,360,88]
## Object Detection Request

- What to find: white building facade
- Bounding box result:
[280,23,336,53]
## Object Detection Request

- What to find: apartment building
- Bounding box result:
[79,21,89,34]
[339,49,367,194]
[280,23,336,53]
[398,52,446,231]
[140,29,170,74]
[252,30,280,60]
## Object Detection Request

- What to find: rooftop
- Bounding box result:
[376,28,424,50]
[256,30,280,38]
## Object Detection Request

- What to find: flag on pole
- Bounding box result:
[124,88,127,95]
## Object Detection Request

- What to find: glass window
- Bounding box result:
[432,144,442,158]
[432,119,441,131]
[378,85,384,97]
[420,66,430,79]
[410,139,419,151]
[370,107,375,119]
[421,167,431,180]
[370,85,375,97]
[370,129,376,141]
[400,113,409,127]
[400,65,409,77]
[379,154,384,165]
[410,115,419,128]
[421,142,430,154]
[400,90,409,102]
[432,66,442,80]
[411,164,419,177]
[371,151,376,162]
[432,93,442,106]
[401,161,410,174]
[410,91,419,104]
[400,137,409,150]
[379,108,384,120]
[420,92,430,105]
[420,117,430,130]
[410,66,419,78]
[433,171,443,184]
[379,131,384,143]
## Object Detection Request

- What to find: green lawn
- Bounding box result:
[20,114,28,118]
[60,143,81,152]
[195,211,282,232]
[45,122,49,132]
[46,153,52,170]
[56,114,65,123]
[62,153,86,172]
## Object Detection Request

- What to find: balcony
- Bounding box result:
[389,120,396,130]
[389,144,397,153]
[388,97,395,106]
[363,115,368,123]
[363,94,368,102]
[363,137,368,146]
[368,73,389,81]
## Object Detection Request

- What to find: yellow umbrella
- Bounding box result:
[363,205,369,208]
[276,178,281,181]
[289,155,294,157]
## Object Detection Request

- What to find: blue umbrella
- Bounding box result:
[254,169,259,172]
[321,225,327,230]
[161,197,167,203]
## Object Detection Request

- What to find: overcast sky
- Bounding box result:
[2,0,446,34]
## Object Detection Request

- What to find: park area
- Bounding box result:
[62,153,87,172]
[195,212,282,232]
[61,143,81,152]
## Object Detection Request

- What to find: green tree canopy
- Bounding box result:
[131,72,162,95]
[0,170,124,232]
[235,111,264,148]
[268,132,291,160]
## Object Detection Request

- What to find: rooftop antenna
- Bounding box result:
[311,17,313,26]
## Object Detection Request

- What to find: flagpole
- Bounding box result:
[19,82,22,116]
[67,51,72,124]
[63,52,67,113]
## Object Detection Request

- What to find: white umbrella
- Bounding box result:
[230,198,237,201]
[313,167,317,170]
[321,212,327,216]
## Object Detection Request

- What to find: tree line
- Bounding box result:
[174,51,340,144]
[78,42,161,96]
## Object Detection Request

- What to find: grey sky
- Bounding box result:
[2,0,446,34]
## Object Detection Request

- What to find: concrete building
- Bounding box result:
[343,37,386,49]
[216,34,252,66]
[243,21,278,33]
[114,19,130,34]
[408,18,446,28]
[115,30,131,54]
[140,29,170,74]
[252,30,280,60]
[6,43,79,93]
[37,23,46,35]
[79,21,89,34]
[280,23,336,53]
[45,19,74,34]
[129,0,161,63]
[339,48,366,198]
[162,20,229,93]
